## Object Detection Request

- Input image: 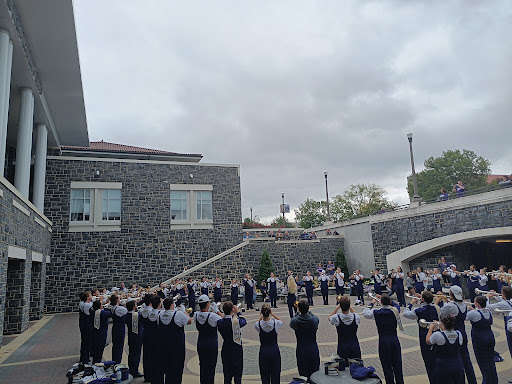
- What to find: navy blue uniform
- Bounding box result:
[354,275,364,304]
[395,274,406,307]
[243,280,255,309]
[334,273,345,296]
[213,282,222,303]
[188,283,196,312]
[470,310,497,384]
[111,305,127,363]
[257,320,282,384]
[91,308,112,363]
[268,278,278,308]
[125,311,143,377]
[230,284,239,305]
[217,314,247,384]
[304,277,314,306]
[78,302,93,364]
[195,312,220,384]
[450,273,461,287]
[432,331,464,384]
[333,313,361,363]
[466,273,478,302]
[373,274,382,295]
[319,276,329,305]
[363,302,404,384]
[432,275,442,294]
[290,312,320,380]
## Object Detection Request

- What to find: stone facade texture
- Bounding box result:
[44,158,242,313]
[182,238,345,294]
[0,181,51,343]
[371,200,512,271]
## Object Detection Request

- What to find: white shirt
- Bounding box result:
[415,272,425,283]
[374,274,383,284]
[230,284,239,288]
[466,308,491,322]
[430,330,463,345]
[402,303,437,320]
[111,305,128,317]
[267,277,279,283]
[335,272,345,285]
[194,311,222,327]
[245,279,255,287]
[159,309,190,326]
[303,276,313,282]
[200,281,211,288]
[330,312,360,326]
[478,275,488,286]
[507,318,512,332]
[79,301,93,315]
[449,271,460,279]
[394,272,404,279]
[148,308,161,323]
[432,273,442,281]
[254,319,283,333]
[362,305,394,320]
[440,301,467,318]
[487,297,512,312]
[213,281,222,288]
[140,305,152,319]
[318,274,330,282]
[355,274,364,281]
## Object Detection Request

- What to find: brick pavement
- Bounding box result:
[1,296,512,383]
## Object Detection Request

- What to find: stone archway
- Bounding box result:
[386,226,512,272]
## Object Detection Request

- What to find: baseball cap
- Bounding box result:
[197,294,210,303]
[450,286,463,300]
[450,264,456,269]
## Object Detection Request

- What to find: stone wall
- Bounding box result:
[182,238,344,293]
[0,179,51,343]
[44,158,242,313]
[371,200,512,271]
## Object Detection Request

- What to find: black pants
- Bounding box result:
[287,294,297,318]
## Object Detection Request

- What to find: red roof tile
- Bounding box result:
[60,141,202,158]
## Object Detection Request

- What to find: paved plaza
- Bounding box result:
[1,295,512,384]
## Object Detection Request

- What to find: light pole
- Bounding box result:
[324,171,331,222]
[407,132,421,204]
[281,192,285,228]
[250,207,253,221]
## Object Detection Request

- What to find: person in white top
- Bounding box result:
[194,294,222,383]
[350,270,365,305]
[267,273,280,308]
[426,313,464,383]
[156,297,193,383]
[334,268,345,296]
[255,303,283,384]
[329,295,361,364]
[303,271,315,306]
[477,269,489,291]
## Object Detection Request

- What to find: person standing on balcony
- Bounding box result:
[453,181,465,198]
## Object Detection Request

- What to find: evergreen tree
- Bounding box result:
[335,248,349,277]
[257,249,274,284]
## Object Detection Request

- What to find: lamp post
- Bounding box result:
[250,207,253,222]
[281,192,285,228]
[324,171,331,222]
[407,132,421,204]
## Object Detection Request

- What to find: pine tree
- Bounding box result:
[335,248,349,277]
[257,249,274,284]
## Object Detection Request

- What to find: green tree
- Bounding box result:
[257,249,274,284]
[407,149,491,200]
[294,198,327,228]
[335,248,349,277]
[330,184,395,221]
[271,216,294,228]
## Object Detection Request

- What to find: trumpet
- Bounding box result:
[419,319,439,329]
[368,292,381,304]
[405,293,420,300]
[336,294,343,304]
[475,288,502,297]
[293,300,300,308]
[172,293,182,301]
[493,309,512,315]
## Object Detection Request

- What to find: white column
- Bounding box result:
[0,29,13,174]
[32,124,47,212]
[14,88,34,198]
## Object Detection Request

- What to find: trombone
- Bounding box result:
[419,318,439,330]
[475,288,502,298]
[368,292,381,305]
[493,309,512,315]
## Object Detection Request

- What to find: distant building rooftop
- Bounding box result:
[59,141,203,162]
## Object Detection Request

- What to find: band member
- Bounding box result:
[334,268,345,295]
[351,270,364,305]
[491,265,508,292]
[426,313,464,384]
[78,291,93,364]
[200,277,211,296]
[217,301,247,384]
[373,269,383,295]
[329,295,361,364]
[487,286,512,358]
[362,295,404,384]
[213,277,223,303]
[290,299,320,381]
[140,294,154,382]
[243,274,256,310]
[194,295,222,384]
[438,256,451,287]
[255,304,283,384]
[287,271,298,318]
[394,267,406,307]
[477,269,489,293]
[187,277,197,313]
[125,300,143,378]
[147,296,162,381]
[387,269,396,297]
[230,279,239,305]
[436,286,477,384]
[174,280,187,307]
[403,291,440,384]
[267,273,279,308]
[110,294,128,363]
[90,299,112,363]
[303,271,314,306]
[463,265,479,302]
[430,268,443,294]
[414,267,426,294]
[446,264,462,287]
[157,297,193,384]
[466,296,497,384]
[318,271,330,305]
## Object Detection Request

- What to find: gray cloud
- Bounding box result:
[73,0,512,222]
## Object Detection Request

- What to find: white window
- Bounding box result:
[70,189,91,222]
[69,182,122,232]
[170,185,213,229]
[196,191,212,220]
[171,191,188,221]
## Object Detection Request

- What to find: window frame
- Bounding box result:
[169,184,213,229]
[69,182,122,232]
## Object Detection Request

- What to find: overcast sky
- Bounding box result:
[73,1,512,223]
